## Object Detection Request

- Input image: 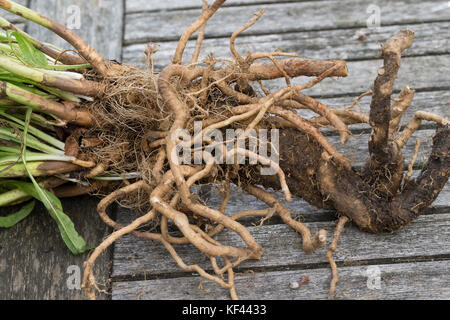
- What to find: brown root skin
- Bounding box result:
[158,64,264,260]
[173,0,226,65]
[250,124,449,234]
[42,76,105,98]
[245,58,348,81]
[320,125,449,233]
[241,183,328,253]
[369,29,414,157]
[246,128,334,210]
[361,142,405,199]
[326,216,348,296]
[363,30,414,197]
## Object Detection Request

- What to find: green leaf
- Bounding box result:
[12,31,48,68]
[0,34,9,42]
[0,145,21,154]
[0,71,29,83]
[3,178,89,255]
[16,108,89,254]
[1,180,62,208]
[35,182,89,254]
[0,200,35,228]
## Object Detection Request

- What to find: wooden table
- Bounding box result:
[0,0,449,300]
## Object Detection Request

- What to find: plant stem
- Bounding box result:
[0,127,64,155]
[0,54,46,82]
[0,177,68,207]
[0,110,65,150]
[0,146,20,154]
[0,187,31,206]
[0,161,79,178]
[0,98,18,106]
[32,83,81,103]
[0,16,87,66]
[92,172,142,181]
[0,153,94,167]
[0,0,108,76]
[1,108,65,129]
[0,54,101,97]
[0,41,17,53]
[1,81,93,126]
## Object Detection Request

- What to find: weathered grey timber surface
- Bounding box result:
[112,260,450,300]
[0,196,113,300]
[0,0,448,300]
[27,0,124,61]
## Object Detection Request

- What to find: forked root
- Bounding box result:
[243,184,328,253]
[326,216,349,297]
[1,0,448,301]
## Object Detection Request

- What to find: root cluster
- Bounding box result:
[1,0,448,300]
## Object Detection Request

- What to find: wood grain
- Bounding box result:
[123,21,450,68]
[112,260,450,299]
[111,213,450,278]
[126,0,333,14]
[124,0,450,44]
[27,0,124,61]
[0,196,113,299]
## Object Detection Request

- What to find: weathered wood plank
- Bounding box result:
[309,89,450,127]
[123,21,450,68]
[126,0,333,14]
[277,55,450,98]
[124,0,450,44]
[121,53,450,98]
[0,196,113,299]
[2,0,446,301]
[111,213,450,278]
[27,0,124,61]
[291,90,449,140]
[112,260,450,300]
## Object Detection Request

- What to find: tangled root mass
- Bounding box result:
[3,0,447,300]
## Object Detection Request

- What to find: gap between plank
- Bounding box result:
[110,253,450,282]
